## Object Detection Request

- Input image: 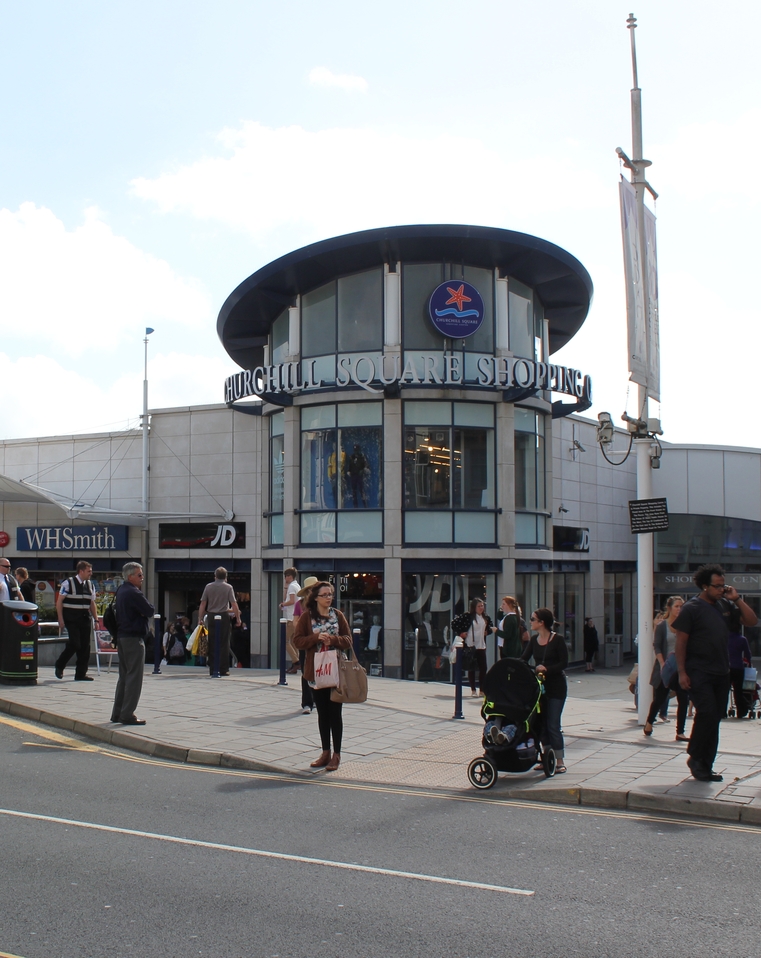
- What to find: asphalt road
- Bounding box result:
[1,713,760,958]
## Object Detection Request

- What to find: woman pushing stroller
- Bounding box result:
[521,608,568,774]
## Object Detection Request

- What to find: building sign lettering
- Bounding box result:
[224,353,592,403]
[158,522,246,549]
[17,525,128,552]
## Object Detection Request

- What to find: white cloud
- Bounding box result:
[130,121,608,243]
[0,204,212,359]
[0,350,235,442]
[654,109,761,207]
[308,66,368,93]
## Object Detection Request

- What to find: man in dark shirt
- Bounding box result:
[111,561,154,725]
[674,564,757,782]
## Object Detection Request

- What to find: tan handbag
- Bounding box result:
[330,647,368,704]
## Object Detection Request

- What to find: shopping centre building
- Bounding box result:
[1,225,759,675]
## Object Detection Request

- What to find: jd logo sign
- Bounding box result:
[158,522,246,550]
[210,524,239,547]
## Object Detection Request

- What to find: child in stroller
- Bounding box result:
[467,657,557,789]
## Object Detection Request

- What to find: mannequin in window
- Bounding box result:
[422,611,433,645]
[346,444,369,508]
[368,616,382,650]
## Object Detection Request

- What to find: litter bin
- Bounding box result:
[604,641,622,669]
[0,600,39,684]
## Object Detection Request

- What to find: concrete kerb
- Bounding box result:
[1,692,760,826]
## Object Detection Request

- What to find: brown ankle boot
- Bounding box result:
[326,752,341,771]
[310,750,331,768]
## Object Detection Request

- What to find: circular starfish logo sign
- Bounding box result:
[428,280,485,338]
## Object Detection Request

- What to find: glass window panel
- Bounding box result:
[403,426,451,508]
[271,309,289,365]
[301,282,336,357]
[402,263,444,350]
[463,266,494,353]
[337,401,382,427]
[508,289,534,359]
[270,514,283,546]
[339,425,382,509]
[454,402,493,427]
[515,513,538,544]
[301,512,336,543]
[301,404,336,430]
[404,400,451,426]
[337,268,383,352]
[405,512,452,543]
[301,354,336,386]
[514,432,535,510]
[271,434,284,513]
[453,428,493,509]
[301,428,337,510]
[514,407,536,432]
[536,433,546,510]
[533,298,545,362]
[270,411,284,437]
[337,511,382,543]
[454,512,495,543]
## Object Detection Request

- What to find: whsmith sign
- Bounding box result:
[225,354,592,403]
[17,525,129,552]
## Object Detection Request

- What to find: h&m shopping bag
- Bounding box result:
[313,648,339,688]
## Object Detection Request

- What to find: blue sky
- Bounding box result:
[1,1,758,445]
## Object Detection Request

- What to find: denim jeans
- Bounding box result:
[541,695,566,754]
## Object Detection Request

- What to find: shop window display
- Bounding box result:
[300,403,383,544]
[403,573,496,681]
[403,401,495,544]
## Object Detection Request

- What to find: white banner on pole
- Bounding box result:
[643,203,660,402]
[619,178,648,388]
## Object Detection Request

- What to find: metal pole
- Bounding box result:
[352,628,361,661]
[626,14,657,724]
[636,434,655,724]
[278,617,288,685]
[414,627,419,682]
[453,648,464,719]
[152,614,162,674]
[212,615,221,678]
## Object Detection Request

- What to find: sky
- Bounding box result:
[1,0,758,448]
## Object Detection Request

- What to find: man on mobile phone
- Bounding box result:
[674,564,757,781]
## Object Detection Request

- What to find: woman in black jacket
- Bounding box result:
[522,608,569,772]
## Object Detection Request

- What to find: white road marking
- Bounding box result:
[0,807,534,896]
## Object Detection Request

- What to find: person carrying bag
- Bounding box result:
[293,581,352,772]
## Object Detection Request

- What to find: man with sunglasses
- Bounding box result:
[674,563,757,782]
[0,559,21,602]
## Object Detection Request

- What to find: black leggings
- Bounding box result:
[313,688,343,753]
[468,648,488,693]
[647,681,689,735]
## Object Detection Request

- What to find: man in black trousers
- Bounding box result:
[675,564,757,782]
[55,560,98,681]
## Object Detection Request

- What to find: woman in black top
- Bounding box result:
[522,608,569,773]
[583,617,599,672]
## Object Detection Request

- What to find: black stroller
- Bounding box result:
[467,658,556,789]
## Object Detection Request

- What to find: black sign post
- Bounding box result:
[629,498,669,534]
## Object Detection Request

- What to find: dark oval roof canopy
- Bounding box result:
[217,224,593,370]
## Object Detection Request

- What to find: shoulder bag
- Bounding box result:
[330,646,368,703]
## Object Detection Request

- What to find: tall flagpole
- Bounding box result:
[616,14,661,725]
[141,328,154,591]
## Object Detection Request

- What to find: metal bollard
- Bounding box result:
[453,646,464,719]
[278,617,288,685]
[152,614,162,674]
[211,614,222,678]
[352,628,361,661]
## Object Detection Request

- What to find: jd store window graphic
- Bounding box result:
[158,523,246,549]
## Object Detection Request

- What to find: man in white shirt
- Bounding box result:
[0,558,21,602]
[280,567,301,674]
